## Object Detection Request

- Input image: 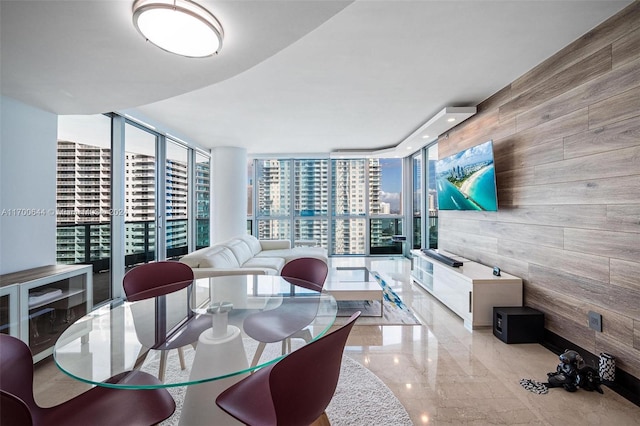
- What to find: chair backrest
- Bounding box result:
[269,312,360,425]
[123,261,194,301]
[0,334,38,411]
[0,391,33,426]
[280,257,329,291]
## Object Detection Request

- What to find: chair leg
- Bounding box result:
[292,328,312,343]
[250,342,266,367]
[133,346,150,370]
[159,351,167,382]
[178,347,186,370]
[310,411,331,426]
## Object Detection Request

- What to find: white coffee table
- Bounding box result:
[324,267,384,316]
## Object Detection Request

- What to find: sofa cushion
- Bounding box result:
[198,246,241,268]
[243,257,285,272]
[259,239,291,250]
[238,234,263,256]
[225,239,254,265]
[255,247,327,263]
[289,247,328,263]
[179,250,203,268]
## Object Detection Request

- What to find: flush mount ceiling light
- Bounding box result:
[132,0,224,58]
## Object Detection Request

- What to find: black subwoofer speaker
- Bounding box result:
[493,306,544,344]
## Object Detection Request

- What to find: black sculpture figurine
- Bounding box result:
[546,349,603,394]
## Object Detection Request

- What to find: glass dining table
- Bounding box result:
[54,274,337,425]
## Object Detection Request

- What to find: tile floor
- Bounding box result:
[33,257,640,425]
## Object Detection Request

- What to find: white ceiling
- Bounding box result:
[1,1,632,155]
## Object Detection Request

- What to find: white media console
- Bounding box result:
[411,249,522,330]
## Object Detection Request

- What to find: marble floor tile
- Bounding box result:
[32,257,640,425]
[339,257,640,425]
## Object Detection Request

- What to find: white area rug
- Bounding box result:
[146,341,412,426]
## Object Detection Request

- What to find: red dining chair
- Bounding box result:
[280,257,329,292]
[245,257,329,366]
[0,334,175,426]
[123,261,211,381]
[217,312,360,426]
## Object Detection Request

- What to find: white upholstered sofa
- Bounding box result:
[179,234,328,279]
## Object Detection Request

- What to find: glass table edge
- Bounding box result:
[53,294,338,389]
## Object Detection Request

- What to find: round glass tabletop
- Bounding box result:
[53,274,337,389]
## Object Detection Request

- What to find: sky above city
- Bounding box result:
[380,158,402,212]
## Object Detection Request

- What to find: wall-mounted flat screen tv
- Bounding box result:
[435,140,498,211]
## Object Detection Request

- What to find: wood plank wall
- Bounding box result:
[437,3,640,378]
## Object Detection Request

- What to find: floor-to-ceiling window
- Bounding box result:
[370,158,403,255]
[331,159,367,255]
[412,153,422,249]
[410,143,439,250]
[247,160,254,235]
[256,159,291,240]
[56,114,211,304]
[195,153,210,249]
[124,123,157,266]
[56,115,113,306]
[426,143,438,249]
[250,156,404,256]
[294,159,329,249]
[166,140,189,259]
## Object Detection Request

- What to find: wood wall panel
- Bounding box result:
[514,57,640,132]
[496,204,607,228]
[476,85,513,114]
[563,115,640,159]
[528,263,610,303]
[494,138,564,171]
[610,259,640,291]
[612,26,640,69]
[524,287,590,348]
[496,167,534,189]
[565,228,640,262]
[540,306,597,354]
[602,310,636,348]
[526,285,634,348]
[501,241,610,283]
[534,145,640,185]
[482,221,564,249]
[502,108,588,159]
[511,4,640,95]
[502,175,640,206]
[589,85,640,128]
[500,46,611,122]
[606,284,640,321]
[436,2,640,379]
[607,204,640,233]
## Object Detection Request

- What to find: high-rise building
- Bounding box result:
[256,158,383,254]
[56,141,112,264]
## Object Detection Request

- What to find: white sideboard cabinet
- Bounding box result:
[0,264,93,362]
[411,250,522,331]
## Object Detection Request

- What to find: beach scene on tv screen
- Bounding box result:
[435,140,498,211]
